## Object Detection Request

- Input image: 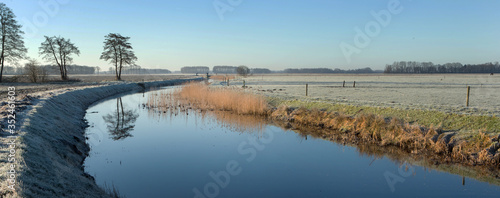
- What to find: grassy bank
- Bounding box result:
[169,82,500,168]
[267,97,500,134]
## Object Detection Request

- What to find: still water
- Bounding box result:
[84,87,500,198]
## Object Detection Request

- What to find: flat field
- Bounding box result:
[237,74,500,117]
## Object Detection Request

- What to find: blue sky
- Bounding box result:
[6,0,500,71]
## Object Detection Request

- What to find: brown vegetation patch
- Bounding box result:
[271,105,500,167]
[209,75,236,81]
[174,82,268,115]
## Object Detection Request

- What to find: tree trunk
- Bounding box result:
[0,33,5,83]
[63,65,68,80]
[118,47,123,81]
[120,98,124,128]
[115,63,119,80]
[59,64,65,80]
[116,98,120,130]
[0,58,4,83]
[118,64,122,81]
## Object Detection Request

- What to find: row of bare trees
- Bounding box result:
[0,3,137,82]
[2,65,97,75]
[384,61,500,74]
[38,33,137,81]
[37,33,137,81]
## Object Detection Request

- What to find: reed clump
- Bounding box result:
[175,82,268,115]
[274,106,441,150]
[272,105,500,166]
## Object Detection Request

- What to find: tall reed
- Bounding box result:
[175,82,268,115]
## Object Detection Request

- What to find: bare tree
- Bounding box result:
[236,65,250,77]
[100,33,137,80]
[0,3,27,82]
[39,36,80,80]
[25,59,39,83]
[23,58,48,83]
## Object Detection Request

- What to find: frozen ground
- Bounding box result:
[228,74,500,116]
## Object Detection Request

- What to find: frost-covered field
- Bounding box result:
[236,74,500,116]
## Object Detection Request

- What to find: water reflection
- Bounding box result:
[144,89,500,187]
[85,89,500,197]
[102,97,139,140]
[293,125,500,187]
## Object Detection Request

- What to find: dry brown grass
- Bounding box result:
[174,82,268,115]
[145,86,267,133]
[451,131,498,164]
[272,105,500,166]
[273,106,444,152]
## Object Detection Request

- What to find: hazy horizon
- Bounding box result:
[10,0,500,71]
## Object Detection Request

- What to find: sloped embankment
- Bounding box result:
[10,79,199,197]
[270,106,500,167]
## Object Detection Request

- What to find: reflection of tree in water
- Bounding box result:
[103,97,139,140]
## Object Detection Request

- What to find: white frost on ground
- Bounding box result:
[0,79,198,197]
[225,74,500,117]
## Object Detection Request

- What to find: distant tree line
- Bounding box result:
[181,66,210,74]
[2,65,96,75]
[120,65,171,74]
[333,67,375,73]
[181,65,273,75]
[250,68,271,74]
[3,64,171,75]
[384,61,500,74]
[212,66,273,74]
[283,67,375,74]
[213,65,237,74]
[180,66,376,74]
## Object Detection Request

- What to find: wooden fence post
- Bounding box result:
[306,83,308,96]
[353,81,356,88]
[343,81,345,87]
[466,86,470,107]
